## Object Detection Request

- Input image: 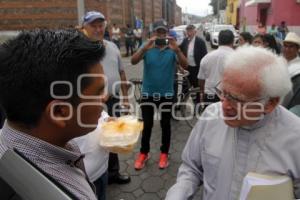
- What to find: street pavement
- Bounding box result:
[106,53,204,200]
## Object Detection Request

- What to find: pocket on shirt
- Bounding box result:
[202,151,220,190]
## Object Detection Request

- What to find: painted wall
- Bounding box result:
[239,0,300,34]
[226,0,240,25]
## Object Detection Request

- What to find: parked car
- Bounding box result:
[205,25,214,41]
[209,24,239,48]
[203,22,212,38]
[173,25,187,45]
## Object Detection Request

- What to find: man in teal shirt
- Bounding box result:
[131,19,187,170]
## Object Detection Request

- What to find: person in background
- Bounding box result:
[283,32,300,65]
[255,21,266,35]
[104,26,111,41]
[0,29,106,200]
[166,46,300,200]
[133,27,143,48]
[111,23,121,49]
[198,30,234,110]
[80,11,131,189]
[239,32,253,46]
[278,21,289,40]
[263,34,280,55]
[131,19,188,170]
[125,24,135,56]
[268,24,278,37]
[281,32,300,109]
[179,24,207,92]
[252,34,264,47]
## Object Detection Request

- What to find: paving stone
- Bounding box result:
[147,163,167,176]
[161,173,173,181]
[174,131,190,142]
[119,175,142,192]
[168,162,180,176]
[114,192,135,200]
[164,177,176,190]
[170,151,182,163]
[139,193,160,200]
[157,189,167,199]
[106,185,121,198]
[139,171,151,180]
[142,177,164,192]
[119,152,134,161]
[173,142,186,152]
[133,188,144,198]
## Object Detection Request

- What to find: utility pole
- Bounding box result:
[77,0,85,26]
[217,0,220,23]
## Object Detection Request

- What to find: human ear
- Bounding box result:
[45,100,73,128]
[264,97,280,114]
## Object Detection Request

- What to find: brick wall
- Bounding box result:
[0,0,181,30]
[0,0,77,30]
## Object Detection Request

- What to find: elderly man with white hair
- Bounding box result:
[166,46,300,200]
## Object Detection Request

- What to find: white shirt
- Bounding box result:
[197,46,234,94]
[112,27,120,40]
[187,36,196,66]
[72,111,110,182]
[102,40,124,95]
[166,103,300,200]
[288,56,300,78]
[133,29,142,38]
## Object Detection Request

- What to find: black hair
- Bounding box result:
[219,30,234,46]
[240,32,253,44]
[263,34,280,55]
[0,29,105,127]
[252,34,264,42]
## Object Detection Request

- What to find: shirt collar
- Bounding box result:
[1,122,83,165]
[239,112,272,131]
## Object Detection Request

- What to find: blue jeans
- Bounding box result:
[93,171,108,200]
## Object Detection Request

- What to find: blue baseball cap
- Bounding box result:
[83,11,105,24]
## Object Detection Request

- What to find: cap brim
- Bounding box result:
[154,26,168,31]
[85,15,105,24]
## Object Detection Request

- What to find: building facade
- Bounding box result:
[0,0,181,30]
[239,0,300,34]
[226,0,239,26]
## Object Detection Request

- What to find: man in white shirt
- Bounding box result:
[166,46,300,200]
[133,28,143,48]
[197,30,234,109]
[111,23,121,49]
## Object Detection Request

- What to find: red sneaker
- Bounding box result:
[134,153,149,170]
[158,153,169,169]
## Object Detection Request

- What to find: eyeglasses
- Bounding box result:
[214,82,269,108]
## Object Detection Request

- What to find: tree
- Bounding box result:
[210,0,227,15]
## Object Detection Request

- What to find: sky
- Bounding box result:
[176,0,213,17]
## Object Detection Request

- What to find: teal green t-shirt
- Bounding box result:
[142,47,177,97]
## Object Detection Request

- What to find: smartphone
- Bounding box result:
[155,38,169,46]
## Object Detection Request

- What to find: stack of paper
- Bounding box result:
[239,172,294,200]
